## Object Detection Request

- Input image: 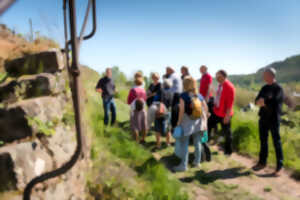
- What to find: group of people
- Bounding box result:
[96,65,285,176]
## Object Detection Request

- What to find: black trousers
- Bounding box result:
[258,119,283,170]
[171,93,180,129]
[207,97,214,114]
[208,113,233,155]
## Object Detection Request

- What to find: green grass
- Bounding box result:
[231,108,300,179]
[84,82,188,199]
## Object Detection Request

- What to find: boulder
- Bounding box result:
[0,79,18,103]
[0,141,53,190]
[0,107,32,143]
[0,73,66,103]
[5,51,64,77]
[0,96,66,143]
[43,125,76,168]
[7,96,66,123]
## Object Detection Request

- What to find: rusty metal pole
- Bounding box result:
[68,0,84,159]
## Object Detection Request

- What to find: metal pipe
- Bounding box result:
[0,0,16,15]
[23,0,90,199]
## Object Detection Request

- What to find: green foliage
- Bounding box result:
[231,109,300,179]
[0,72,7,84]
[83,67,188,199]
[27,116,55,136]
[229,54,300,87]
[234,87,257,108]
[263,186,272,193]
[110,66,128,85]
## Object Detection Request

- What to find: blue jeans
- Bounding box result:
[177,132,202,168]
[102,97,116,126]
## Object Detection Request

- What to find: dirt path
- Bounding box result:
[147,136,300,200]
[225,148,300,200]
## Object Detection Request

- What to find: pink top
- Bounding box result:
[127,86,147,105]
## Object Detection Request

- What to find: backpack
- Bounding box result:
[135,98,144,111]
[190,95,202,120]
[155,102,166,118]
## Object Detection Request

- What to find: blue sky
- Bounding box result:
[1,0,300,80]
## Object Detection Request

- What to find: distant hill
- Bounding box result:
[229,55,300,87]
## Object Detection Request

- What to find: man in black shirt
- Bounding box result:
[96,68,116,126]
[252,68,284,176]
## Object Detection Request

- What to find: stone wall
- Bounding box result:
[0,51,89,200]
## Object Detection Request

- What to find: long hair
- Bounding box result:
[183,76,197,95]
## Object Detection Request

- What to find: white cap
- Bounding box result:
[265,67,276,77]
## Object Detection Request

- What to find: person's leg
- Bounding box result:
[221,117,233,155]
[258,119,269,166]
[202,142,211,162]
[174,135,190,171]
[207,112,219,141]
[134,130,140,143]
[110,98,117,125]
[270,121,284,172]
[155,132,161,148]
[192,132,202,166]
[102,99,110,126]
[130,112,140,142]
[141,110,147,142]
[165,112,172,145]
[166,131,171,145]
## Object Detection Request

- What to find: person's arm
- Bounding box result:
[202,100,210,118]
[177,98,185,126]
[224,86,234,124]
[255,88,265,107]
[205,76,213,101]
[127,89,137,105]
[95,79,103,93]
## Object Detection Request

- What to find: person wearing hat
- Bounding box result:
[252,68,284,177]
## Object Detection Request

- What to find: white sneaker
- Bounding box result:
[173,164,187,172]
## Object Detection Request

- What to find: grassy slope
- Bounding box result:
[81,66,189,200]
[231,109,300,179]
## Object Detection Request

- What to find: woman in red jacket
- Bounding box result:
[208,70,235,155]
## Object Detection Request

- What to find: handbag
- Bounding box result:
[201,130,208,143]
[173,126,183,139]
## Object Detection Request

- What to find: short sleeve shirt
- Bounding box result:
[199,73,213,98]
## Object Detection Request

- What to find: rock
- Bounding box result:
[5,51,64,77]
[0,79,18,103]
[241,103,257,112]
[0,73,66,103]
[0,107,32,143]
[0,152,17,191]
[0,96,66,143]
[7,96,66,123]
[0,141,53,190]
[43,125,76,168]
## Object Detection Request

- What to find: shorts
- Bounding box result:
[154,113,171,135]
